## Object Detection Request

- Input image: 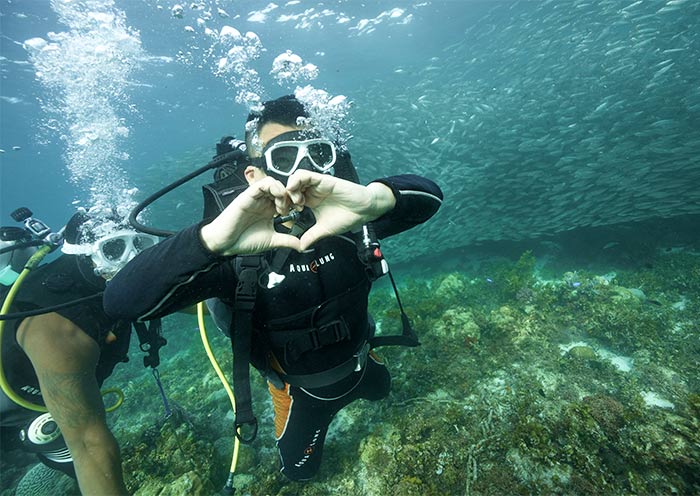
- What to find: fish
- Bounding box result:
[349,0,700,263]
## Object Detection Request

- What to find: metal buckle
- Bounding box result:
[354,342,370,372]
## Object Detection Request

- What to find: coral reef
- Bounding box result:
[13,464,78,496]
[3,236,700,495]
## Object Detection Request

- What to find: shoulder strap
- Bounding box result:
[230,255,261,444]
[228,249,293,443]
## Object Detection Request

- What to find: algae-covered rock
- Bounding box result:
[133,470,209,496]
[488,304,539,344]
[434,306,480,343]
[122,407,217,495]
[357,423,400,493]
[581,394,626,435]
[434,273,467,299]
[567,345,597,361]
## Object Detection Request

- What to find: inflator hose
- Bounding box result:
[196,302,241,493]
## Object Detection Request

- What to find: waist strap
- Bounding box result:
[279,342,370,389]
[267,317,352,363]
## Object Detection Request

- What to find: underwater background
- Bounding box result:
[1,0,699,494]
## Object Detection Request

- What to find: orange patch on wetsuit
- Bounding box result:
[369,350,384,364]
[268,382,292,438]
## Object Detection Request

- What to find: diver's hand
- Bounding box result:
[285,170,396,249]
[201,176,301,255]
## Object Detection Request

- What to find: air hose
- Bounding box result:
[0,245,53,412]
[196,302,241,495]
[101,387,125,413]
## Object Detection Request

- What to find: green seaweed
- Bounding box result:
[6,247,700,495]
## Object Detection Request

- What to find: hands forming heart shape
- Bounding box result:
[200,170,396,256]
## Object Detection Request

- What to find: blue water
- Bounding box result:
[1,0,481,230]
[3,0,698,255]
[1,2,700,494]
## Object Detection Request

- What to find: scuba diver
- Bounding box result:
[104,94,443,481]
[0,208,162,495]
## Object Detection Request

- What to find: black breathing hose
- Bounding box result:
[0,293,103,320]
[0,240,47,256]
[129,150,245,237]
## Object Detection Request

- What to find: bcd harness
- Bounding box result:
[229,223,420,444]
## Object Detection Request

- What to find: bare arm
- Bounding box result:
[17,313,128,495]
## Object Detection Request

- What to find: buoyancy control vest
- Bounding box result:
[0,255,131,424]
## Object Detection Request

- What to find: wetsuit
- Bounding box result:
[104,174,443,480]
[0,255,131,476]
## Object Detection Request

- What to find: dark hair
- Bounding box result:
[63,209,128,245]
[63,211,91,245]
[245,95,309,158]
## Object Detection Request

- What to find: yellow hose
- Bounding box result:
[0,245,52,412]
[102,387,125,412]
[196,301,240,475]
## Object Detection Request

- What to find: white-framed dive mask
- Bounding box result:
[254,131,337,177]
[61,229,159,278]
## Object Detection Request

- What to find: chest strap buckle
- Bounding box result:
[284,317,351,363]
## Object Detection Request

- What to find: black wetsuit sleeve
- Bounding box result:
[370,174,443,238]
[103,223,233,321]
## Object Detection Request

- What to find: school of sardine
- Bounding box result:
[347,0,700,262]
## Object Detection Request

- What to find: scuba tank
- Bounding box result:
[1,207,65,287]
[0,227,37,286]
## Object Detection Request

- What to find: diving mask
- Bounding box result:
[257,131,337,177]
[62,230,159,277]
